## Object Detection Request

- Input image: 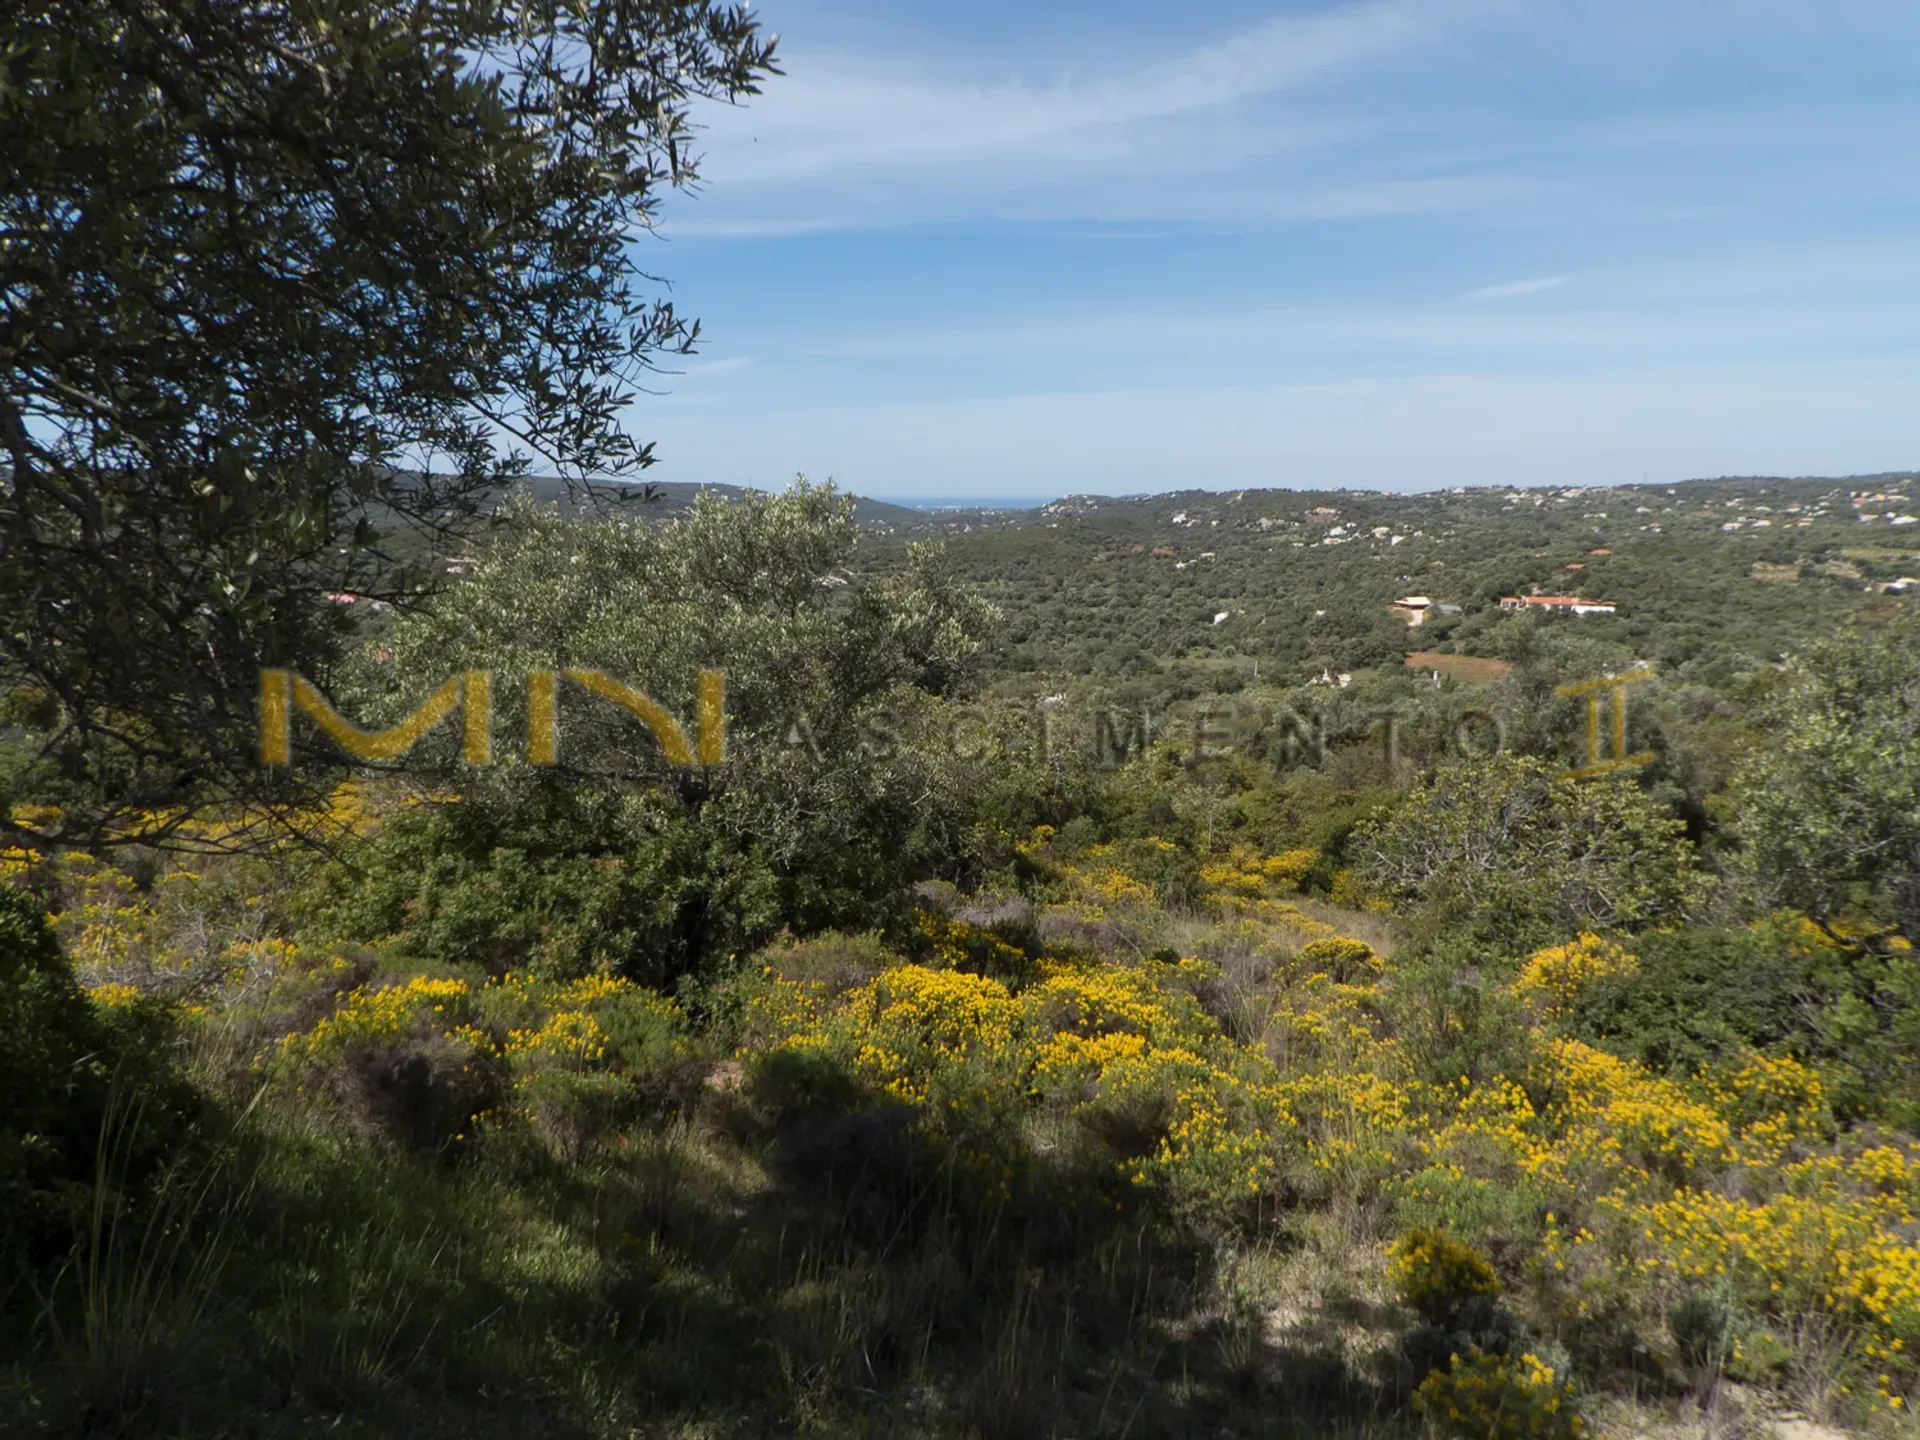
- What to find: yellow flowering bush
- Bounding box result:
[265,966,699,1158]
[1278,1065,1409,1191]
[276,974,478,1063]
[911,911,1033,981]
[1068,854,1157,907]
[269,973,501,1153]
[1,844,297,1007]
[741,947,1289,1224]
[1199,851,1267,899]
[1851,1145,1920,1201]
[1512,935,1637,1016]
[1389,1228,1501,1325]
[838,964,1023,1108]
[1294,935,1379,982]
[479,972,701,1158]
[1531,1037,1732,1184]
[1709,1052,1832,1152]
[1328,867,1381,910]
[0,843,47,885]
[1265,849,1321,886]
[1620,1184,1920,1365]
[1027,962,1195,1048]
[17,773,1916,1426]
[1082,1044,1278,1210]
[1027,967,1283,1218]
[1199,847,1322,905]
[1413,1349,1585,1440]
[84,982,144,1010]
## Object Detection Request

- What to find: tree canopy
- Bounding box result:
[1,0,777,844]
[1731,618,1920,949]
[325,481,1003,979]
[1354,751,1704,953]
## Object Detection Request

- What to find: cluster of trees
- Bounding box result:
[898,478,1905,689]
[323,483,1006,981]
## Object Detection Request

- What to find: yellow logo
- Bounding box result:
[259,668,725,767]
[1555,667,1655,779]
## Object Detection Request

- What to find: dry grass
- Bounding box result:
[1403,651,1514,684]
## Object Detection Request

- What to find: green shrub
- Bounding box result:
[1668,1289,1732,1369]
[1388,1228,1501,1329]
[756,930,893,995]
[484,976,706,1161]
[1354,754,1703,955]
[270,972,506,1156]
[310,799,782,985]
[1294,935,1378,981]
[1384,937,1532,1089]
[1566,924,1920,1124]
[1102,836,1204,910]
[0,884,106,1268]
[1413,1348,1586,1440]
[0,886,202,1272]
[1564,929,1813,1076]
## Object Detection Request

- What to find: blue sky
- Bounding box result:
[633,0,1920,501]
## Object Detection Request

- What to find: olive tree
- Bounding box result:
[1730,619,1920,950]
[318,481,1003,981]
[1354,752,1704,954]
[0,0,777,846]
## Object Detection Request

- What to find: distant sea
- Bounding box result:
[865,495,1050,510]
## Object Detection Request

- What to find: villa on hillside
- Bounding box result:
[1389,595,1433,626]
[1499,594,1617,617]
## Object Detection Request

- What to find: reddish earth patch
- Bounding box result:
[1405,651,1513,683]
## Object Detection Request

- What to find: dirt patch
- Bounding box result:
[1404,651,1513,683]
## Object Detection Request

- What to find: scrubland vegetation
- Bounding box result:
[5,483,1919,1439]
[7,3,1920,1433]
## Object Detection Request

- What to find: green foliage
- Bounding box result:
[0,0,777,838]
[313,796,783,984]
[1730,616,1920,946]
[1383,935,1534,1089]
[1668,1288,1733,1368]
[1413,1349,1586,1440]
[748,928,895,997]
[1567,924,1920,1125]
[0,886,201,1275]
[332,483,1001,981]
[0,885,109,1269]
[1388,1228,1501,1329]
[13,463,1920,1434]
[892,476,1895,699]
[1564,929,1813,1077]
[1355,753,1704,954]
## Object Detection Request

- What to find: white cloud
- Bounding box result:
[701,2,1435,183]
[669,0,1499,229]
[1461,277,1571,302]
[665,172,1521,236]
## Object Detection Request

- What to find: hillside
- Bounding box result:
[871,474,1920,689]
[7,481,1919,1440]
